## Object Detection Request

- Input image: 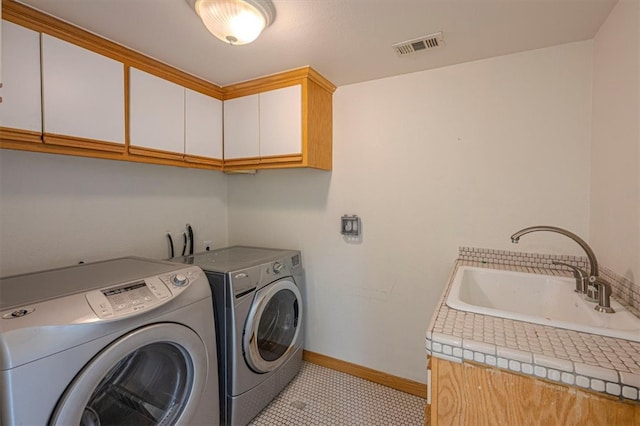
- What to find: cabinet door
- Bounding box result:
[223,94,259,160]
[259,85,302,157]
[41,34,125,147]
[431,357,640,425]
[185,88,222,162]
[129,68,185,158]
[0,21,42,141]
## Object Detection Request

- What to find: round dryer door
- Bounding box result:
[243,278,303,373]
[50,323,208,426]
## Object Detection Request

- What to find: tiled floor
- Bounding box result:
[248,362,426,425]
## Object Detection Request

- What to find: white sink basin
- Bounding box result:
[446,266,640,342]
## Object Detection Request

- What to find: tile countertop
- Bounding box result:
[425,256,640,403]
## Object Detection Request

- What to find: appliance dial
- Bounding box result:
[171,273,188,287]
[272,262,284,274]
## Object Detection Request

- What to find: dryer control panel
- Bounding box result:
[86,268,199,319]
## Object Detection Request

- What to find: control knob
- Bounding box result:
[272,262,284,274]
[171,273,189,287]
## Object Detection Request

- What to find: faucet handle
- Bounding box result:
[594,277,615,314]
[552,261,587,293]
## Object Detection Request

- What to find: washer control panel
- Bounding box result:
[86,268,198,319]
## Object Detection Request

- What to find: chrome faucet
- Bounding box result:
[511,226,598,279]
[510,226,614,313]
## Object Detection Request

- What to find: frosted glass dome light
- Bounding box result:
[188,0,276,45]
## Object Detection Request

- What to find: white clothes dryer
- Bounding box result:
[0,257,219,425]
[176,247,304,426]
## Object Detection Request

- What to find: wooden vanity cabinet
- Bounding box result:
[428,357,639,425]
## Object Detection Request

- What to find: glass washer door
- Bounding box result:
[50,323,208,426]
[243,279,302,373]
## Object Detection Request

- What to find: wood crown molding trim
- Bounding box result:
[302,350,427,399]
[222,66,337,100]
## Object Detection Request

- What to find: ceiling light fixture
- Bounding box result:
[187,0,276,45]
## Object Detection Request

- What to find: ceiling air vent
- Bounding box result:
[392,32,445,56]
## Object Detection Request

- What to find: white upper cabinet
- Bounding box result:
[259,85,302,157]
[185,88,223,160]
[222,68,335,172]
[41,34,125,144]
[223,94,259,160]
[222,85,302,163]
[129,68,185,155]
[0,20,42,134]
[130,69,222,163]
[0,2,333,171]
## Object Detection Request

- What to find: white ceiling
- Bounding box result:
[15,0,617,87]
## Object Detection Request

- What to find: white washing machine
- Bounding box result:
[0,257,219,425]
[176,246,304,426]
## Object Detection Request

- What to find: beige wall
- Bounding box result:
[228,41,594,383]
[0,150,229,275]
[590,0,640,286]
